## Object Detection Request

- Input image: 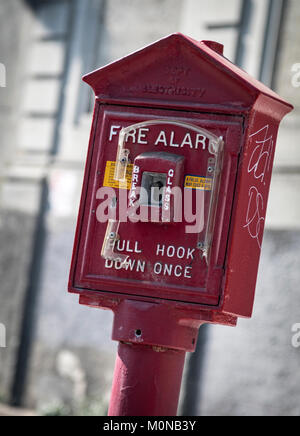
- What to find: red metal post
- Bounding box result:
[105,299,204,416]
[108,342,186,416]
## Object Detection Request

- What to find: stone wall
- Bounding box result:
[0,0,38,402]
[199,0,300,416]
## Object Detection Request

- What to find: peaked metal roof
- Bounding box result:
[83,33,292,111]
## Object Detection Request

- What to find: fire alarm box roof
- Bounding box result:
[83,33,292,113]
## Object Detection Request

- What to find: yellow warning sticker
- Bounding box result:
[103,161,133,190]
[184,175,212,190]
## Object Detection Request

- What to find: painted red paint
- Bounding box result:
[73,106,242,307]
[108,341,186,416]
[68,33,293,415]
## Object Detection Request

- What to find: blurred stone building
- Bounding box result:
[0,0,299,415]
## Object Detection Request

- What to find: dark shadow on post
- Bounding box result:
[180,323,210,416]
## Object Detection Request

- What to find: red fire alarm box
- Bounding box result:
[68,34,292,351]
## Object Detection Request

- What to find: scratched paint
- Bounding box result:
[243,125,274,249]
